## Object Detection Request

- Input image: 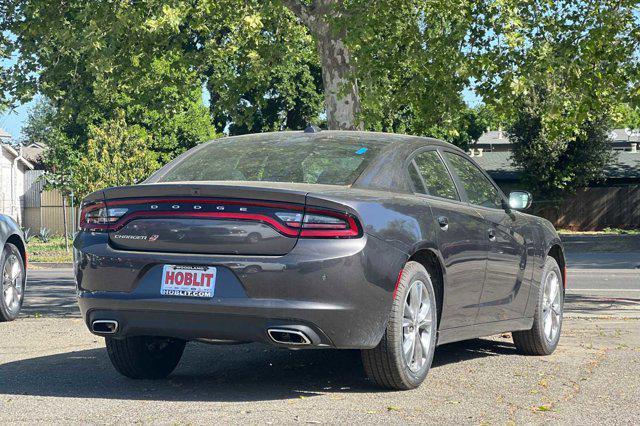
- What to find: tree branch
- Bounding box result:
[281,0,316,30]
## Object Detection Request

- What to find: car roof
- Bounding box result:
[211,130,457,150]
[148,130,465,193]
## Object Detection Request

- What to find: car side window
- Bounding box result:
[410,151,459,201]
[444,152,503,209]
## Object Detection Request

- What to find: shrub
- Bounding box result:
[22,228,33,244]
[38,227,52,243]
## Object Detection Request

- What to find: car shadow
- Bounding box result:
[0,338,517,402]
[565,293,640,315]
[22,269,80,318]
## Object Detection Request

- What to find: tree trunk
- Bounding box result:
[281,0,362,130]
[316,26,362,130]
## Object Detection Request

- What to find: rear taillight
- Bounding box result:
[80,202,129,231]
[277,209,360,238]
[79,198,361,239]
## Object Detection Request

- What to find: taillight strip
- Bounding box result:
[80,198,362,239]
[104,197,304,211]
[84,211,301,237]
[299,214,360,238]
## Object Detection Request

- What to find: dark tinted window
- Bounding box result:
[444,152,503,208]
[154,134,382,185]
[411,151,459,200]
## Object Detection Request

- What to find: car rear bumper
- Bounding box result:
[75,232,407,349]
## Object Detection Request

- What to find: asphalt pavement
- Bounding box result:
[1,244,639,424]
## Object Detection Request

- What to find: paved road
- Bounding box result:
[0,266,638,424]
[21,266,640,319]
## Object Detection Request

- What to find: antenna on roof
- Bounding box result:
[304,124,321,133]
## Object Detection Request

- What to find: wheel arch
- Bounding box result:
[407,247,445,329]
[5,234,27,267]
[546,243,566,287]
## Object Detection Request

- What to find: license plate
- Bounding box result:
[160,265,217,298]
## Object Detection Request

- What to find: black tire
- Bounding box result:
[105,336,186,379]
[513,256,564,355]
[361,261,438,390]
[0,243,26,322]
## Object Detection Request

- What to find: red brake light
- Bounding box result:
[79,198,361,239]
[80,202,129,231]
[277,209,360,238]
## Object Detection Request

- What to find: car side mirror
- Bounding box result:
[508,191,532,211]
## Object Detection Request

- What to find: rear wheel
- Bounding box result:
[513,256,563,355]
[362,261,437,390]
[105,336,186,379]
[0,243,26,322]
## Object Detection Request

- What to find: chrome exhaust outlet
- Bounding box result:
[267,328,311,346]
[92,320,119,334]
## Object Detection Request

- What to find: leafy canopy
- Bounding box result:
[74,112,160,199]
[3,0,640,198]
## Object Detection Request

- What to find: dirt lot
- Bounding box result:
[0,268,639,424]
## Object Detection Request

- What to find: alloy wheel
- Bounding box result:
[402,280,433,373]
[542,270,562,343]
[2,254,23,315]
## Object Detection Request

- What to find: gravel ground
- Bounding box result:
[0,268,639,424]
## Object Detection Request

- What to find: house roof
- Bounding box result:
[1,144,35,170]
[609,128,640,143]
[475,128,640,146]
[476,130,511,145]
[22,143,46,163]
[475,151,640,181]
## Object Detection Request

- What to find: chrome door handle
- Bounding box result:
[437,216,449,231]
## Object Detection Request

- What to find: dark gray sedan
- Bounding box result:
[75,130,565,390]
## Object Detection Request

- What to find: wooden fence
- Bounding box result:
[23,170,78,235]
[537,185,640,231]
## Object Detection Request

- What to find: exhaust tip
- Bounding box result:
[92,320,119,334]
[267,328,311,346]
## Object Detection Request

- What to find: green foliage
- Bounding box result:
[471,0,638,194]
[344,0,473,138]
[204,3,325,133]
[472,0,639,138]
[507,88,614,200]
[3,0,640,199]
[21,228,32,244]
[1,0,217,164]
[27,236,73,263]
[612,104,640,130]
[73,113,160,198]
[37,227,51,243]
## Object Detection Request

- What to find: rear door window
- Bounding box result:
[444,152,503,209]
[409,151,459,201]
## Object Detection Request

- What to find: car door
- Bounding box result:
[442,151,529,323]
[408,149,488,329]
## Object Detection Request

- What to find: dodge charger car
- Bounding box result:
[75,130,565,390]
[0,214,27,322]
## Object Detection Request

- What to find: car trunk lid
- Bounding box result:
[86,183,309,256]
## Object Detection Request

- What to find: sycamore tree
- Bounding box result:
[3,0,640,199]
[472,0,640,198]
[1,0,480,134]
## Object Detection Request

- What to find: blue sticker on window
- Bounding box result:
[355,147,368,155]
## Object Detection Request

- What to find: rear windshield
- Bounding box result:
[152,133,382,185]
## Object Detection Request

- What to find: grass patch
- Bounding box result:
[27,236,73,263]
